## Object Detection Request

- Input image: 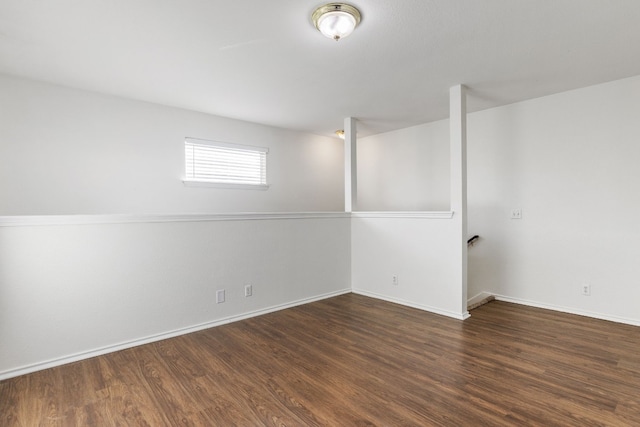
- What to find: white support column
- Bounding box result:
[344,117,357,212]
[450,85,469,318]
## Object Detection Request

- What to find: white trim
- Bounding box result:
[344,116,357,212]
[0,288,352,381]
[0,212,351,227]
[352,289,470,320]
[351,211,454,219]
[183,180,269,190]
[0,211,456,227]
[494,294,640,327]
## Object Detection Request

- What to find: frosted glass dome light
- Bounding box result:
[312,3,362,41]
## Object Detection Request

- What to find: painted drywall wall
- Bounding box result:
[0,74,344,215]
[356,120,450,211]
[468,75,640,325]
[351,213,466,319]
[0,75,350,379]
[0,215,351,379]
[351,88,467,321]
[357,75,640,325]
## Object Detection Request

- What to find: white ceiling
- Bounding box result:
[1,1,640,137]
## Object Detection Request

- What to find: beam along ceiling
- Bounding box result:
[1,1,640,138]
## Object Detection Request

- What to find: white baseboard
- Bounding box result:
[352,289,470,320]
[0,288,351,381]
[468,291,640,327]
[6,289,636,380]
[493,294,640,327]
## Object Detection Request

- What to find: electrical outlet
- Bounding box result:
[244,284,253,297]
[511,208,522,219]
[216,289,225,303]
[392,275,399,286]
[582,284,591,296]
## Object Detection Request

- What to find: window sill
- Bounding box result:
[183,180,269,190]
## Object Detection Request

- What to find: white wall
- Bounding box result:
[357,120,450,211]
[0,74,344,215]
[352,93,467,320]
[0,215,351,378]
[351,213,466,319]
[357,75,640,325]
[0,75,350,379]
[468,75,640,325]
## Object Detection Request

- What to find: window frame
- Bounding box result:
[183,137,269,190]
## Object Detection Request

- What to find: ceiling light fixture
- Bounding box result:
[335,129,345,139]
[312,3,362,41]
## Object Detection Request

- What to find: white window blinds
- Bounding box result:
[184,138,268,189]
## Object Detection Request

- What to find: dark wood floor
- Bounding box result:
[2,294,639,426]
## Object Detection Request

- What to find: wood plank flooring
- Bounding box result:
[1,293,639,426]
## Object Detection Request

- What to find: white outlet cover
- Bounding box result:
[511,208,522,219]
[216,289,225,303]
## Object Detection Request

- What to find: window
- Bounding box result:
[183,138,269,189]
